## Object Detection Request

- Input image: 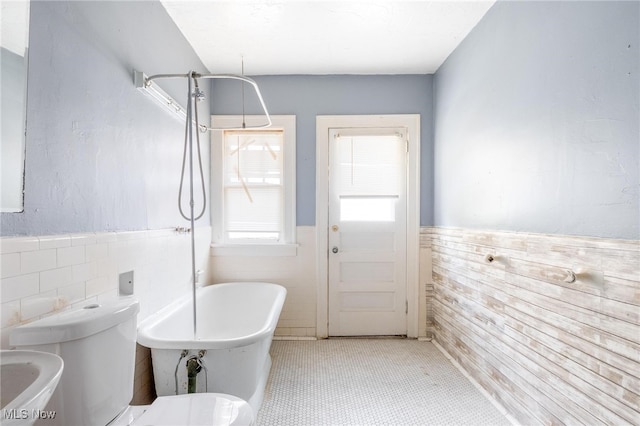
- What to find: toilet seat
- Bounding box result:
[108,405,147,426]
[131,393,254,426]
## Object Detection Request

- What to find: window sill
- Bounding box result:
[210,243,298,257]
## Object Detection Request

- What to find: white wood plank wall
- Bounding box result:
[422,227,639,425]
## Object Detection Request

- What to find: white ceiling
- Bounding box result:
[161,0,496,75]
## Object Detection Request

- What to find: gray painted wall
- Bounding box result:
[1,1,211,236]
[434,0,639,239]
[211,75,434,226]
[5,0,636,240]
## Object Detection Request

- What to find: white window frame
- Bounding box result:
[211,115,297,256]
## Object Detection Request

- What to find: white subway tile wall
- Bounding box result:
[0,228,211,349]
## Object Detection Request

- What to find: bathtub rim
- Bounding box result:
[137,282,287,350]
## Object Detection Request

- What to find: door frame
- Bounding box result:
[316,115,421,338]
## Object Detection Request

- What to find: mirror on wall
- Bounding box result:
[1,0,30,212]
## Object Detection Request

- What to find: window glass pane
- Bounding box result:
[225,133,282,185]
[340,197,396,222]
[225,186,282,232]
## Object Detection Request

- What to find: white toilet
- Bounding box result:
[10,299,254,426]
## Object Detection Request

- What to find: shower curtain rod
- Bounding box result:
[133,70,272,131]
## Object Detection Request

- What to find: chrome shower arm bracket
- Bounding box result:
[133,70,272,132]
[134,71,208,133]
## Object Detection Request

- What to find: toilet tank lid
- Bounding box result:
[10,298,140,346]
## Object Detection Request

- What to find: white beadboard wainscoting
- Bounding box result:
[422,226,639,425]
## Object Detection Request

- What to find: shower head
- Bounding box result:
[191,76,206,102]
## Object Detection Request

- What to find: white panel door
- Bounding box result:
[328,128,407,336]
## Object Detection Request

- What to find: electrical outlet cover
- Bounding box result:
[119,271,134,296]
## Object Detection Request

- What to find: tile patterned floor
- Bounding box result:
[256,339,511,426]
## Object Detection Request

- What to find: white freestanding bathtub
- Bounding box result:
[137,282,287,411]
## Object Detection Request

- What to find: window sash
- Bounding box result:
[222,130,285,242]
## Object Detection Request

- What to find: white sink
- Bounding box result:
[1,350,64,426]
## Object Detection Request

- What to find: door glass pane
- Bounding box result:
[335,134,403,196]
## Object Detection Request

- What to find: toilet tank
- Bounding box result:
[10,299,140,426]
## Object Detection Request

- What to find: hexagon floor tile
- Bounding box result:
[256,339,511,425]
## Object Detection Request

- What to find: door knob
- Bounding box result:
[332,246,339,254]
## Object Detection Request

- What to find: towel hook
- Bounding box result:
[563,270,577,283]
[484,253,508,264]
